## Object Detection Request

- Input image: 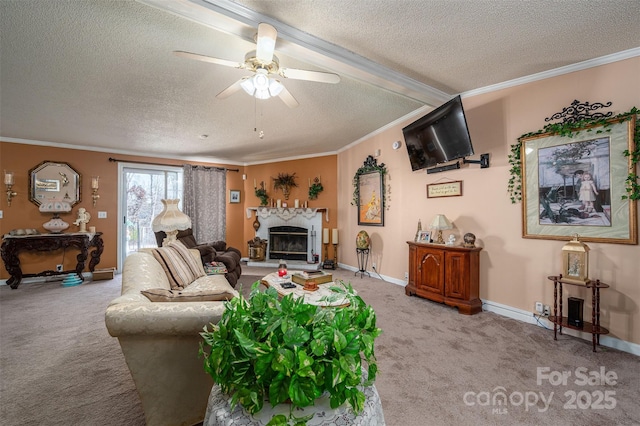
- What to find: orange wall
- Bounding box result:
[338,56,640,346]
[0,143,247,278]
[242,156,338,259]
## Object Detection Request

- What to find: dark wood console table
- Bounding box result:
[547,274,609,352]
[1,233,103,289]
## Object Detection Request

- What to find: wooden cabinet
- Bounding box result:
[406,241,482,315]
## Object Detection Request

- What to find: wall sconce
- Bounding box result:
[91,176,100,206]
[5,170,17,206]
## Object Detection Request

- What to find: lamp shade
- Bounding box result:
[152,199,191,233]
[429,214,453,230]
[39,201,72,233]
[429,214,452,244]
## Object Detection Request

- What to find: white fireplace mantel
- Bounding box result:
[246,207,329,222]
[247,207,328,263]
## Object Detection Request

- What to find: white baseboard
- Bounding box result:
[482,299,640,357]
[337,262,407,287]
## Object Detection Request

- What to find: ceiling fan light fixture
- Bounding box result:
[268,79,283,96]
[253,71,270,90]
[240,78,255,96]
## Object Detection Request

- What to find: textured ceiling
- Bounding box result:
[1,0,638,164]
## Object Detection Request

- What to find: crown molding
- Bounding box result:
[462,47,640,98]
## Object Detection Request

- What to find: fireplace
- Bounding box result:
[248,207,326,265]
[269,226,308,261]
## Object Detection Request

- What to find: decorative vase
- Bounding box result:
[356,230,371,250]
[43,214,69,233]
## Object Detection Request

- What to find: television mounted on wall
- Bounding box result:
[402,95,475,172]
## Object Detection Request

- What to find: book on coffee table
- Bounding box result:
[291,271,333,286]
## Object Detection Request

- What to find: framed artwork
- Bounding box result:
[427,181,462,198]
[521,116,637,244]
[357,170,384,226]
[416,230,431,243]
[229,190,241,204]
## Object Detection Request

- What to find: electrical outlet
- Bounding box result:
[97,211,107,219]
[372,262,377,270]
[0,210,3,219]
[404,272,409,280]
[535,301,544,314]
[56,264,63,272]
[543,305,551,316]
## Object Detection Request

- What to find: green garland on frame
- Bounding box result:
[351,155,388,206]
[507,107,639,204]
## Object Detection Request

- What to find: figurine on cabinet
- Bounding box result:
[73,207,91,233]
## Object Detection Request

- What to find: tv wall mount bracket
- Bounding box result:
[463,153,490,168]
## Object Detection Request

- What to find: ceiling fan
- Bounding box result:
[174,23,340,108]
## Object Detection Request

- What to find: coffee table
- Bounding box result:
[260,271,351,307]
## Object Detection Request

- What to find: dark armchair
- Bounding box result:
[154,228,242,287]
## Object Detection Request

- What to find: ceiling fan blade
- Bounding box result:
[173,50,244,69]
[278,85,299,108]
[279,68,340,84]
[255,23,277,64]
[216,78,247,99]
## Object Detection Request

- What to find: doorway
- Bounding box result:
[118,164,183,269]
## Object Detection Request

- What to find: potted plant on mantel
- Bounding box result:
[272,172,298,200]
[200,282,381,425]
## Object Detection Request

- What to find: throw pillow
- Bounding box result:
[150,241,205,290]
[141,288,235,302]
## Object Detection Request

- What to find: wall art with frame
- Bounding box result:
[229,190,241,204]
[353,155,387,226]
[521,116,637,244]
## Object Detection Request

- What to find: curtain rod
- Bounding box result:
[108,157,239,172]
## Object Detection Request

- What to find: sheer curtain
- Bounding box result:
[182,165,226,243]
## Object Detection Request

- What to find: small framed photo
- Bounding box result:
[229,190,241,204]
[416,230,431,243]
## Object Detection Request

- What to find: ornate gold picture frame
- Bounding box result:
[521,116,637,244]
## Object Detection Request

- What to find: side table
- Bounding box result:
[355,247,370,278]
[546,274,609,352]
[1,232,104,289]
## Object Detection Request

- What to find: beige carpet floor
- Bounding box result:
[1,266,638,425]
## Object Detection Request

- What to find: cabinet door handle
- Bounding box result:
[418,253,439,271]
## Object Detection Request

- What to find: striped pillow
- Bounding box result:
[151,241,205,290]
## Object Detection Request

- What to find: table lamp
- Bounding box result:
[39,200,72,233]
[152,199,192,246]
[429,214,453,244]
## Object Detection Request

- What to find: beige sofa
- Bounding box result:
[105,250,238,426]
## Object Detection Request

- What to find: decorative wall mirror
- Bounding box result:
[28,161,81,207]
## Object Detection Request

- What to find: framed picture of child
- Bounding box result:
[520,115,637,244]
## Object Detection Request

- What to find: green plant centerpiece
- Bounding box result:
[200,281,381,425]
[308,177,323,200]
[273,172,298,200]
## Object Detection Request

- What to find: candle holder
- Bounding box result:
[5,171,17,206]
[91,176,100,207]
[322,242,335,269]
[333,243,338,264]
